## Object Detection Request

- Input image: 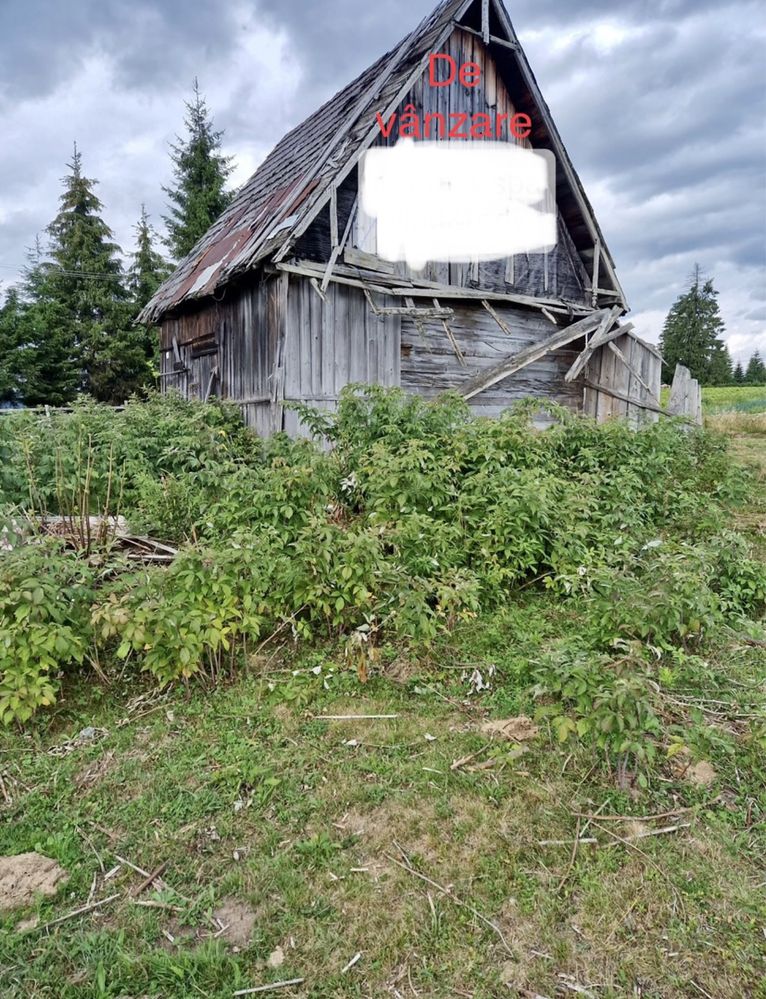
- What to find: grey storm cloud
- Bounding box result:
[0,0,764,357]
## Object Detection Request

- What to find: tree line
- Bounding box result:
[0,81,233,406]
[658,264,762,387]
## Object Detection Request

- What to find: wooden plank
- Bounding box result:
[481,0,490,43]
[563,306,621,382]
[584,379,691,421]
[344,247,396,274]
[459,309,609,400]
[607,340,662,406]
[481,300,514,337]
[591,239,601,308]
[673,370,704,426]
[280,260,592,315]
[321,196,357,292]
[329,184,338,248]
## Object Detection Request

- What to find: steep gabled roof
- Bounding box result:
[140,0,625,324]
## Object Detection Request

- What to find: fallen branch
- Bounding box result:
[385,842,513,957]
[572,807,693,822]
[29,893,121,933]
[132,860,169,896]
[233,980,305,996]
[311,714,399,721]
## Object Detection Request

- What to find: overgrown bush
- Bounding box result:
[0,540,96,725]
[0,387,763,726]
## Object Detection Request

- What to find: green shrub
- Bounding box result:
[0,541,96,724]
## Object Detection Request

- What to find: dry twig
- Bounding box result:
[386,842,513,957]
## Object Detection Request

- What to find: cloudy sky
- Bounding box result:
[1,0,764,360]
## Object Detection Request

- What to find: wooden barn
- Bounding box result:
[139,0,664,435]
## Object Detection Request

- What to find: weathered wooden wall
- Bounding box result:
[583,332,662,426]
[401,301,585,416]
[281,277,401,435]
[159,273,283,436]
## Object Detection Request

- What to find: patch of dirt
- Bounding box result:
[0,852,68,912]
[213,897,257,949]
[668,752,717,786]
[687,760,717,786]
[383,657,421,684]
[480,715,539,741]
[74,749,117,790]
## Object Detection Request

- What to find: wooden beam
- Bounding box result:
[482,299,514,336]
[456,21,519,51]
[321,196,357,292]
[344,246,396,274]
[563,307,623,382]
[362,288,453,319]
[282,259,595,315]
[437,298,466,367]
[459,309,610,401]
[481,0,490,43]
[591,238,601,308]
[329,184,338,248]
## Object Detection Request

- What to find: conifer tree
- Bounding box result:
[658,265,728,385]
[708,341,733,386]
[129,205,171,310]
[745,351,766,385]
[163,79,234,261]
[733,361,745,384]
[0,288,27,406]
[41,145,130,401]
[19,239,82,406]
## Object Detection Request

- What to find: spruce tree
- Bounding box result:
[124,206,171,389]
[19,239,82,406]
[745,351,766,385]
[128,205,171,310]
[658,265,727,384]
[733,361,745,384]
[42,145,131,401]
[708,341,733,386]
[163,79,234,261]
[0,288,27,406]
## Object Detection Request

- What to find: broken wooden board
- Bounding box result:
[459,308,610,401]
[563,306,622,382]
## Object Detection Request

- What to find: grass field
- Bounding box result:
[703,386,766,414]
[1,407,765,999]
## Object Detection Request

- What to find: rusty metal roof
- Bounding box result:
[139,0,470,323]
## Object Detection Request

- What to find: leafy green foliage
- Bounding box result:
[0,541,96,725]
[0,387,763,728]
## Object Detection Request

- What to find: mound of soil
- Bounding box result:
[0,852,68,912]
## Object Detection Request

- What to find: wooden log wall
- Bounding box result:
[400,301,585,416]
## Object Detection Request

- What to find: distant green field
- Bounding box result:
[702,385,766,413]
[660,384,766,414]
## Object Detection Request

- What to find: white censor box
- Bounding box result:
[360,139,557,270]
